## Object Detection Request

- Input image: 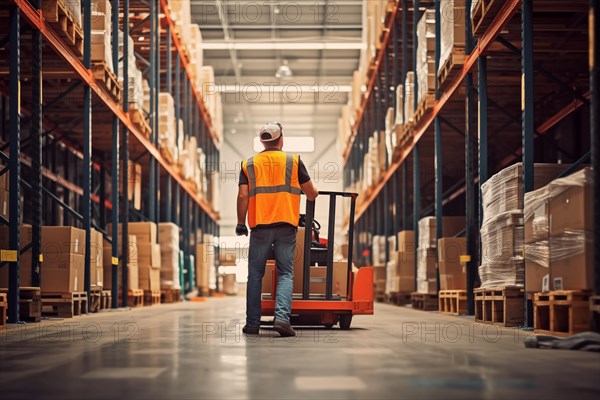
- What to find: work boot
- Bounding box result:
[273,320,296,337]
[242,325,260,335]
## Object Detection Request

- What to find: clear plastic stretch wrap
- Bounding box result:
[480,210,524,264]
[523,167,593,285]
[417,248,437,293]
[416,9,436,103]
[418,217,436,249]
[439,0,465,73]
[372,235,387,266]
[481,163,572,224]
[478,258,524,289]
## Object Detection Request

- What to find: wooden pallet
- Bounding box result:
[590,296,600,333]
[143,290,161,306]
[0,287,42,322]
[474,287,524,327]
[161,288,181,304]
[439,290,468,315]
[128,107,152,138]
[411,292,439,311]
[534,290,592,337]
[42,0,84,57]
[437,49,466,92]
[0,293,6,329]
[42,291,88,318]
[91,62,121,102]
[414,92,436,125]
[88,286,103,313]
[471,0,505,37]
[385,292,412,306]
[100,290,112,310]
[120,289,144,308]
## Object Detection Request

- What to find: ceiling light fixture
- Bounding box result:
[275,60,293,79]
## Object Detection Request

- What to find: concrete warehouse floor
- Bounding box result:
[1,296,599,400]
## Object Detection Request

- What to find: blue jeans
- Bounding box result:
[246,225,296,327]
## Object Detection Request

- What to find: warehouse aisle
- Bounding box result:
[1,297,598,400]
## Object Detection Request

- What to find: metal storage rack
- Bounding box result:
[342,0,599,325]
[0,0,221,323]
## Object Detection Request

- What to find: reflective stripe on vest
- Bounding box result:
[246,154,301,196]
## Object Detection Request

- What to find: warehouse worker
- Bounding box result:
[236,122,318,337]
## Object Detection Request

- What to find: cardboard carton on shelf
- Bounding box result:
[108,222,157,244]
[418,216,465,249]
[438,237,467,290]
[41,253,85,293]
[135,242,161,269]
[0,224,33,287]
[41,226,86,256]
[103,235,139,291]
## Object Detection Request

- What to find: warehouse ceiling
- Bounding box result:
[193,0,363,149]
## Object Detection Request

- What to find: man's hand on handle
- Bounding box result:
[235,224,249,236]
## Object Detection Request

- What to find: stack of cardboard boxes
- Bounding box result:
[131,223,161,293]
[479,163,570,289]
[416,9,436,106]
[158,222,181,290]
[524,167,593,293]
[386,231,415,295]
[158,93,178,161]
[416,216,465,293]
[437,237,467,290]
[107,222,161,293]
[438,0,466,77]
[103,235,139,292]
[40,227,86,293]
[262,228,353,298]
[90,0,113,71]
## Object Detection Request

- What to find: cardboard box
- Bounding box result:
[291,262,349,296]
[108,222,157,244]
[102,235,139,290]
[397,231,415,254]
[418,216,465,248]
[438,238,466,263]
[418,279,437,294]
[416,247,436,281]
[524,202,548,244]
[159,222,179,240]
[292,227,306,282]
[550,234,593,290]
[0,251,32,288]
[549,184,592,237]
[41,226,86,255]
[525,257,548,293]
[139,266,160,291]
[135,242,161,269]
[41,253,85,292]
[437,236,467,290]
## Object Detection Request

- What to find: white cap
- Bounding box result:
[259,123,282,142]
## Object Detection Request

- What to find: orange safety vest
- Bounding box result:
[242,151,302,228]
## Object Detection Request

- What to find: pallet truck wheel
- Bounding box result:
[339,314,352,330]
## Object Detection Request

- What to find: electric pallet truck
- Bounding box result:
[260,191,374,330]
